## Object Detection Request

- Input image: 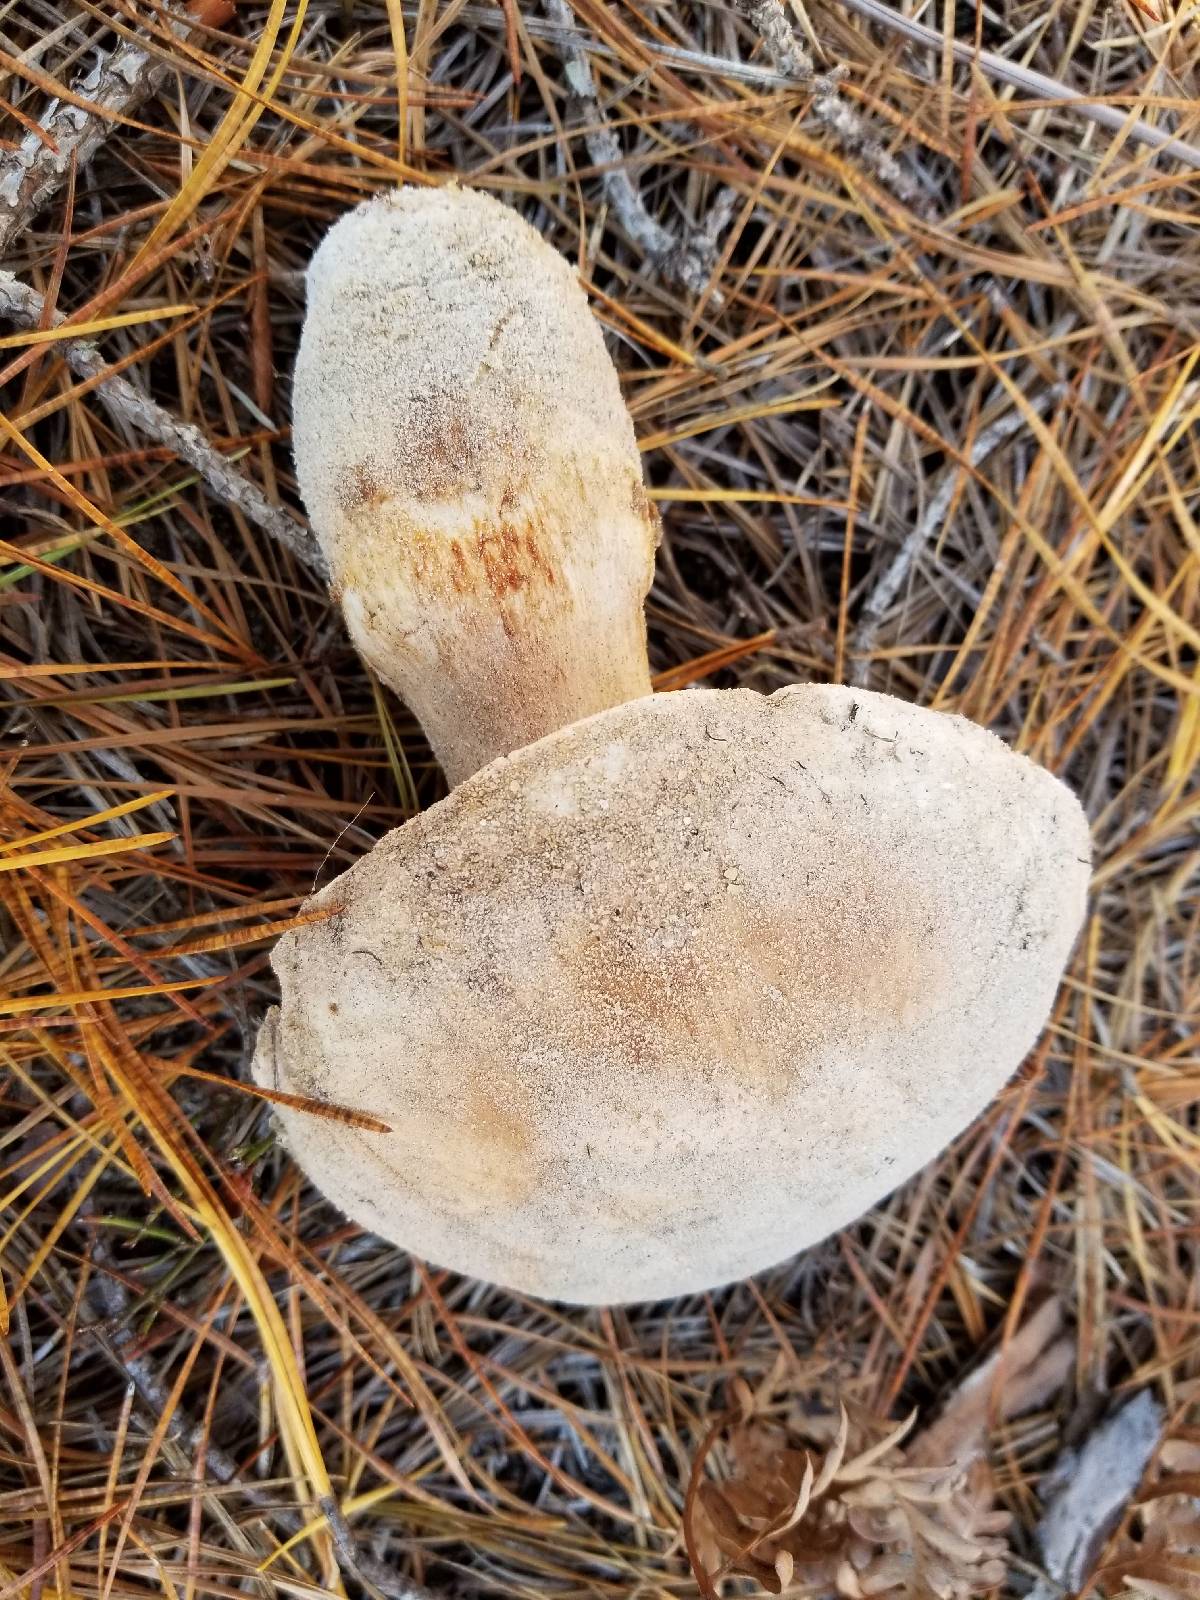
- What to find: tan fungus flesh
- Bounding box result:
[291,184,658,784]
[253,685,1091,1305]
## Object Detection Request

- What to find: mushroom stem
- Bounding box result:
[293,185,659,784]
[389,563,653,790]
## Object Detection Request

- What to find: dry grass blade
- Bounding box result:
[2,0,1199,1595]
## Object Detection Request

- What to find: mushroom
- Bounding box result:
[253,683,1090,1305]
[292,184,658,785]
[262,186,1090,1302]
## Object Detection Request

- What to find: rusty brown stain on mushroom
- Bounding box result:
[448,538,468,593]
[629,475,659,537]
[342,504,562,618]
[728,858,950,1037]
[340,461,389,513]
[568,934,707,1038]
[459,1081,538,1207]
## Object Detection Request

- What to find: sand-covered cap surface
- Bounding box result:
[292,184,657,783]
[253,684,1091,1305]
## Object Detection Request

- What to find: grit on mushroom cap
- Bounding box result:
[253,684,1091,1305]
[292,185,658,784]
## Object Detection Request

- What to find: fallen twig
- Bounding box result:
[1029,1389,1165,1599]
[738,0,921,205]
[408,0,1200,170]
[0,0,323,578]
[539,0,728,296]
[0,270,325,576]
[0,0,235,261]
[851,395,1052,686]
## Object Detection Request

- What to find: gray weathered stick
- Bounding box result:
[738,0,921,204]
[539,0,724,295]
[87,1248,435,1600]
[0,1,324,576]
[1028,1389,1165,1599]
[0,1,230,259]
[852,397,1051,686]
[417,1,1200,169]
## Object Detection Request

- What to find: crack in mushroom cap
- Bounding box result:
[253,684,1091,1305]
[292,184,658,783]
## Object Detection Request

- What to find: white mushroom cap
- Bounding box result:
[253,684,1090,1305]
[292,185,658,784]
